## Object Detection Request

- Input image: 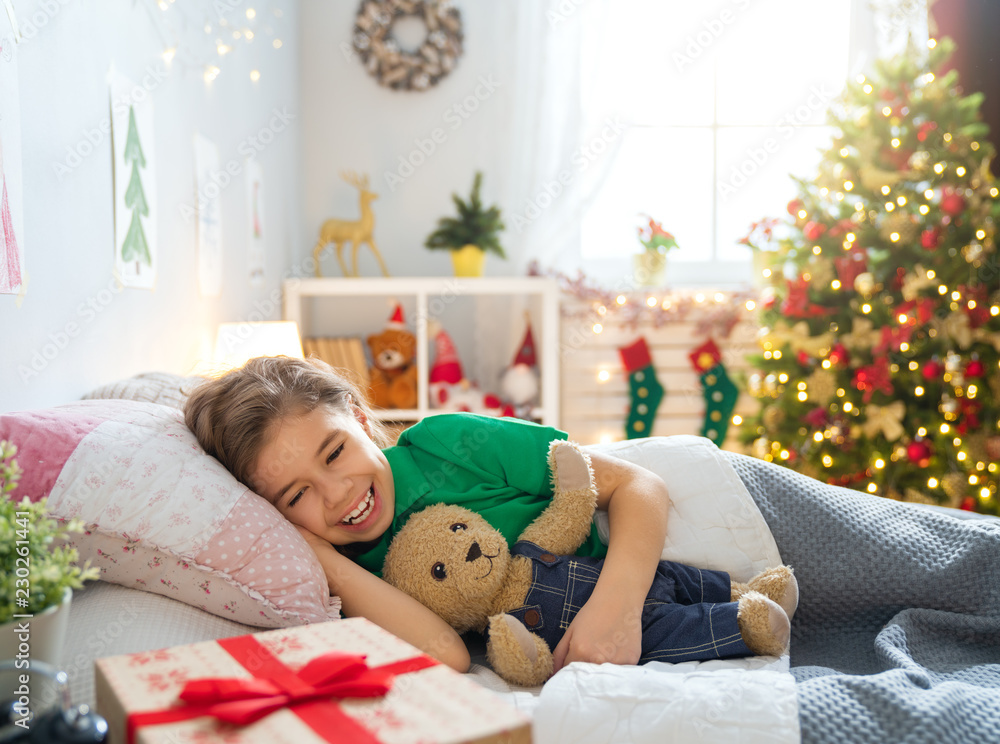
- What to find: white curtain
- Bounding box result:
[501,1,926,277]
[501,0,625,274]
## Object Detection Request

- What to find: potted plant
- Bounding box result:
[635,215,679,286]
[425,171,505,277]
[738,216,784,288]
[0,441,99,665]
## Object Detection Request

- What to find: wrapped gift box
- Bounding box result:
[95,617,531,744]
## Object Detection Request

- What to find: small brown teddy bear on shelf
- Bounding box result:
[383,440,798,687]
[366,304,418,410]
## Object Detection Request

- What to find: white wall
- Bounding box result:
[1,0,302,411]
[1,1,532,412]
[299,2,519,280]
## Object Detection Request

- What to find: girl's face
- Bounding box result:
[250,404,395,546]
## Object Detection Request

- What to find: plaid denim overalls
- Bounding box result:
[506,541,753,664]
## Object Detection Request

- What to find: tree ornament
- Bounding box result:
[965,358,986,378]
[828,343,851,367]
[906,439,933,467]
[916,121,938,142]
[618,337,665,440]
[939,187,967,216]
[853,357,894,402]
[921,358,943,381]
[834,249,868,287]
[803,221,827,241]
[941,471,968,504]
[787,199,804,217]
[879,213,920,244]
[853,272,876,295]
[805,368,837,405]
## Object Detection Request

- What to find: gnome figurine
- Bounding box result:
[429,322,503,415]
[500,320,540,419]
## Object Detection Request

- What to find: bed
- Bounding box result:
[7,378,1000,744]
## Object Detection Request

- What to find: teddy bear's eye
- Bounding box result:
[449,523,466,532]
[431,562,447,581]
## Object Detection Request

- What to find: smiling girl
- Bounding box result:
[185,356,670,676]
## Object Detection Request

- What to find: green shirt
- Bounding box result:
[352,413,608,575]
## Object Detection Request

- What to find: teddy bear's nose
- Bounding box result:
[465,542,482,562]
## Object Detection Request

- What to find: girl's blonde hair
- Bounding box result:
[184,356,389,491]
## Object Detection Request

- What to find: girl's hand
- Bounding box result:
[294,523,332,552]
[552,588,643,671]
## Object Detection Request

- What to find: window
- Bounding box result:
[578,1,853,287]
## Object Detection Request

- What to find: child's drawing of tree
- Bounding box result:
[121,105,151,272]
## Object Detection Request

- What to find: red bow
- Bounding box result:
[177,652,393,726]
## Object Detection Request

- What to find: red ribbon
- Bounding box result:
[125,633,437,744]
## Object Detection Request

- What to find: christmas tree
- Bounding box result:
[122,105,151,272]
[741,37,1000,514]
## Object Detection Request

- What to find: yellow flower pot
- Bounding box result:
[451,244,486,277]
[633,251,667,287]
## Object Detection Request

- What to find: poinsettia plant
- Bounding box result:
[637,215,680,254]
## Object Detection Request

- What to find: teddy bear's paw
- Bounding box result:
[486,613,554,688]
[548,440,596,497]
[739,566,798,621]
[737,591,790,657]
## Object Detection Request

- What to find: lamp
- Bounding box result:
[210,320,304,373]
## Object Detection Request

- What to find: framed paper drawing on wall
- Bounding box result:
[193,132,222,297]
[246,157,265,288]
[0,29,23,296]
[111,69,157,290]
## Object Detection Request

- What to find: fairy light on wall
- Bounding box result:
[143,0,288,84]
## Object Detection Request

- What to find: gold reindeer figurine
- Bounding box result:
[313,171,390,277]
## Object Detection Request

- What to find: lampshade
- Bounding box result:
[212,321,304,372]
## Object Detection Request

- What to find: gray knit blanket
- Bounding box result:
[724,452,1000,744]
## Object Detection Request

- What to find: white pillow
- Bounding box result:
[0,399,340,627]
[589,435,782,582]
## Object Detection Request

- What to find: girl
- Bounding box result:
[184,356,670,675]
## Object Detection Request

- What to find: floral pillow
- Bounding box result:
[0,399,341,628]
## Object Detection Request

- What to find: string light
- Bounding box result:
[250,69,261,82]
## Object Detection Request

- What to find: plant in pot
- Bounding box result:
[635,214,679,287]
[425,171,505,277]
[1,440,99,665]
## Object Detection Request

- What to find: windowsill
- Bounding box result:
[570,256,757,293]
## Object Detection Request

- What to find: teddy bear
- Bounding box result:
[383,440,799,687]
[366,326,418,409]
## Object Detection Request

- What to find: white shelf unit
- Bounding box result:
[282,277,561,427]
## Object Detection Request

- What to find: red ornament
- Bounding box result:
[797,350,812,366]
[802,407,829,428]
[834,248,868,287]
[965,359,985,378]
[787,199,804,217]
[960,284,991,328]
[853,358,894,403]
[828,343,850,367]
[920,227,941,251]
[828,219,855,237]
[906,440,932,467]
[960,497,976,512]
[921,359,943,381]
[803,221,827,241]
[940,188,967,217]
[916,121,938,142]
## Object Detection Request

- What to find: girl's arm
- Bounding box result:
[297,527,471,673]
[551,449,669,672]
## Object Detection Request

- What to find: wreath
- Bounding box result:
[352,0,463,92]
